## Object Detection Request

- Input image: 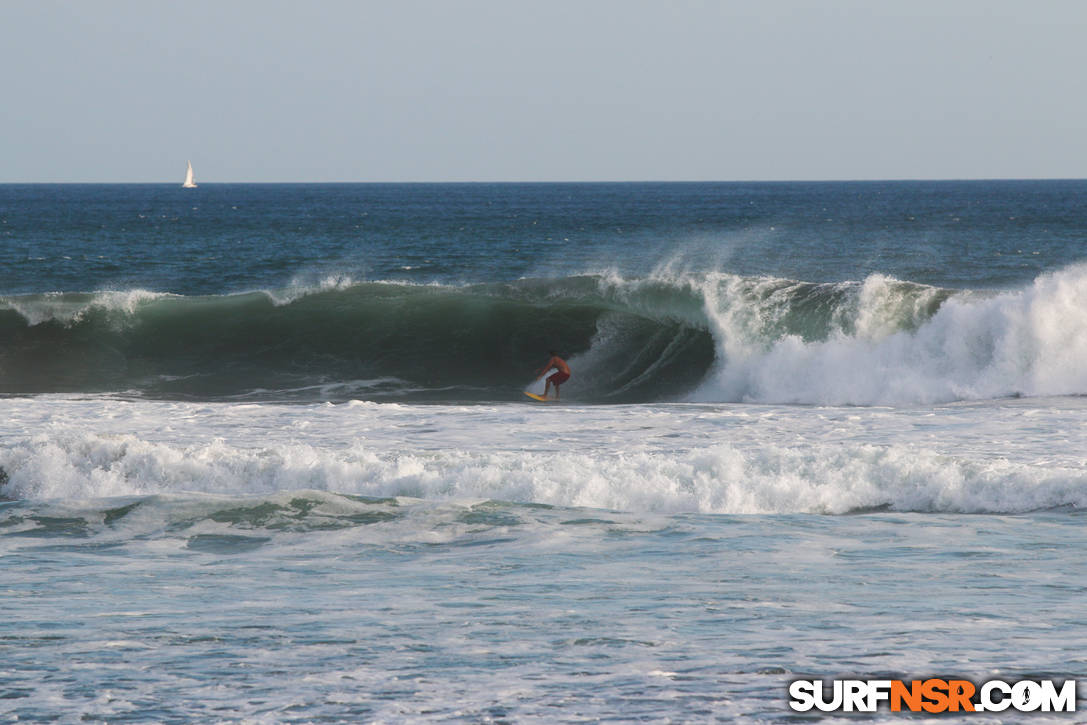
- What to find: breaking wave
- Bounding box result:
[3,428,1085,515]
[3,264,1087,404]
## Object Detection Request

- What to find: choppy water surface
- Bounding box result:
[3,181,1087,721]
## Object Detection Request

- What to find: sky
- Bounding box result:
[2,0,1085,183]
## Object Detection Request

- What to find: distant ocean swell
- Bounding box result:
[2,429,1084,514]
[2,264,1086,404]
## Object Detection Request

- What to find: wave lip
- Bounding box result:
[0,288,170,326]
[0,276,715,402]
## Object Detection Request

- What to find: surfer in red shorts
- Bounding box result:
[535,351,571,400]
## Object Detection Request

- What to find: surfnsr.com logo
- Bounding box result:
[788,678,1076,713]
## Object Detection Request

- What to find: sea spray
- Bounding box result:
[690,264,1087,405]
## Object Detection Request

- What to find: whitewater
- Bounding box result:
[3,181,1087,722]
[3,391,1087,513]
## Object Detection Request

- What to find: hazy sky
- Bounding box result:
[2,0,1085,182]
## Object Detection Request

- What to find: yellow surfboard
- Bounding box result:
[524,392,553,402]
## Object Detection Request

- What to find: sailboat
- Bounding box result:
[182,160,197,188]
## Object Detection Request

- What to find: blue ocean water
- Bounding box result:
[2,181,1087,721]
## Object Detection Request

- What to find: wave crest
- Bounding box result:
[2,265,1087,404]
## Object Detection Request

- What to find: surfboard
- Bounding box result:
[524,392,553,402]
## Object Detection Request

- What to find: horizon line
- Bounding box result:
[2,176,1086,185]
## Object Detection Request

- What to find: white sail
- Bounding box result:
[182,160,197,188]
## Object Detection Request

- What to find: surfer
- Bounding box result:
[535,351,571,400]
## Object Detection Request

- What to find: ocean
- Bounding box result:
[2,181,1086,722]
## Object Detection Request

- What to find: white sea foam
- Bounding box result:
[4,431,1082,514]
[688,264,1087,405]
[3,396,1085,514]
